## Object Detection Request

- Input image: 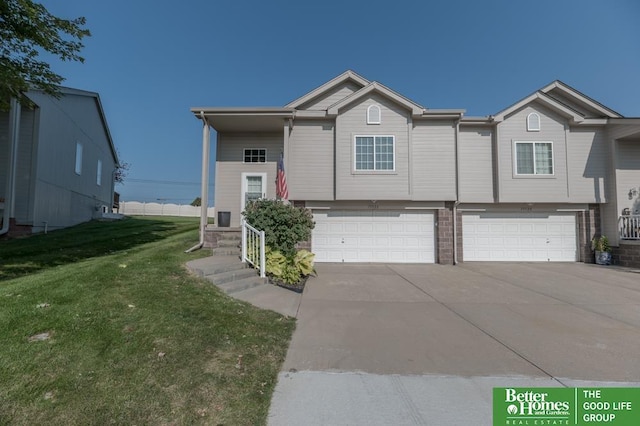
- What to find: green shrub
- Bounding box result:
[242,199,315,256]
[592,235,611,252]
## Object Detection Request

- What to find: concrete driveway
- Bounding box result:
[269,263,640,425]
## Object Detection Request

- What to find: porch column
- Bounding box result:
[199,114,211,242]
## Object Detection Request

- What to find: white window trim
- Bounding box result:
[96,159,102,186]
[353,135,396,172]
[75,142,83,175]
[513,140,555,176]
[527,112,541,132]
[367,105,381,125]
[243,148,267,163]
[240,172,267,214]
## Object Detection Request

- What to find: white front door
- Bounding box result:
[241,173,267,214]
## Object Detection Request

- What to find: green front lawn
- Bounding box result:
[0,217,295,425]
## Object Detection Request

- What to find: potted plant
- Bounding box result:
[592,235,612,265]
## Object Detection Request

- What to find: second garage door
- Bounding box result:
[312,209,435,263]
[462,212,577,262]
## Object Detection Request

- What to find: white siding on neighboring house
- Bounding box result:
[288,120,334,200]
[458,126,495,202]
[14,106,37,224]
[24,91,116,232]
[335,94,411,200]
[497,103,569,202]
[411,120,456,200]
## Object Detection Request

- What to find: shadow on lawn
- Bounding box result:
[0,217,197,282]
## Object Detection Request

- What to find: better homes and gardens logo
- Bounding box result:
[493,387,639,425]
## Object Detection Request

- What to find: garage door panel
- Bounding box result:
[313,209,435,263]
[463,212,577,262]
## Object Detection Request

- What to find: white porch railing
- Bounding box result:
[619,215,640,240]
[241,219,266,278]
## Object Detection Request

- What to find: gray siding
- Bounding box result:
[217,132,282,162]
[288,120,334,200]
[214,162,276,227]
[298,81,361,111]
[411,120,456,200]
[214,132,283,227]
[26,92,116,231]
[335,94,410,200]
[497,103,569,202]
[616,140,640,215]
[458,126,495,202]
[566,127,608,202]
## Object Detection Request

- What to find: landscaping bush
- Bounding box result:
[242,199,315,256]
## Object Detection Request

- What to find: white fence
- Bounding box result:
[118,201,215,218]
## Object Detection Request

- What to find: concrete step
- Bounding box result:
[217,276,267,295]
[218,239,241,248]
[212,247,241,256]
[206,267,259,285]
[219,233,241,240]
[192,261,248,277]
[186,255,242,277]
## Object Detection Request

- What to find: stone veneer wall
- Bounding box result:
[437,204,454,265]
[612,242,640,268]
[292,201,312,251]
[578,204,601,263]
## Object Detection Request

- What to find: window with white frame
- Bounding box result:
[515,141,553,175]
[243,148,266,163]
[96,159,102,186]
[75,142,83,175]
[355,136,394,171]
[367,105,381,124]
[527,112,541,131]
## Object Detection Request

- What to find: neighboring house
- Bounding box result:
[0,87,118,237]
[192,71,640,267]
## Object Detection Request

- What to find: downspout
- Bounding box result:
[453,116,462,264]
[1,98,21,236]
[185,111,210,253]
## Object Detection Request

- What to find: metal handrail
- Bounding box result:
[241,219,266,278]
[619,215,640,240]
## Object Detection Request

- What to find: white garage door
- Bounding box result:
[312,210,435,263]
[462,212,577,262]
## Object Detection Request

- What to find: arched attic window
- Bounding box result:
[367,104,381,124]
[527,112,541,132]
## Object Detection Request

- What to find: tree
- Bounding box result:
[190,197,201,207]
[0,0,91,111]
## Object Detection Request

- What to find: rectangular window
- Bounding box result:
[96,159,102,186]
[515,141,553,175]
[243,148,266,163]
[355,136,395,171]
[75,142,83,175]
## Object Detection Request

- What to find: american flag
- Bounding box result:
[276,153,288,200]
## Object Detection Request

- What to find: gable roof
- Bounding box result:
[541,80,621,118]
[327,81,425,116]
[493,80,621,123]
[285,70,369,109]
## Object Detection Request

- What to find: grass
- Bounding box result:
[0,217,295,425]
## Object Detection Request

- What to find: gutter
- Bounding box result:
[1,98,21,236]
[185,111,210,253]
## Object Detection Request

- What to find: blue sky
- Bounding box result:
[39,0,640,205]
